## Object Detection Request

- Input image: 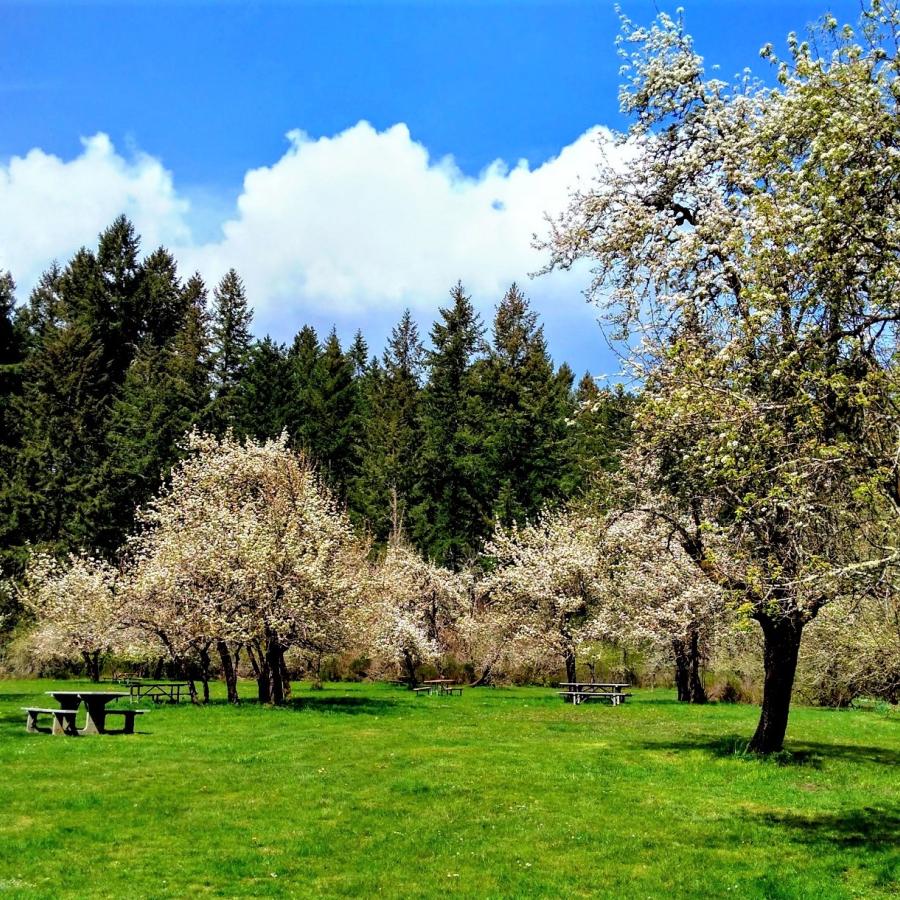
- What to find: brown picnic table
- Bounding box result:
[419,679,463,697]
[36,690,145,735]
[126,680,190,704]
[557,682,632,706]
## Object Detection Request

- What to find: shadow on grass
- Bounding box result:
[284,695,399,716]
[629,735,900,768]
[750,803,900,853]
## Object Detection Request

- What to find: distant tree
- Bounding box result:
[480,283,574,525]
[207,269,252,432]
[238,337,291,441]
[355,310,425,540]
[412,284,490,567]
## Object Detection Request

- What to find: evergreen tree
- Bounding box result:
[14,248,117,555]
[207,269,252,432]
[317,329,360,490]
[238,337,291,440]
[354,310,425,539]
[480,284,574,526]
[0,272,26,573]
[285,324,325,452]
[565,374,635,497]
[101,266,210,541]
[411,284,490,567]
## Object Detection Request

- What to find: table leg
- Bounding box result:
[81,702,106,735]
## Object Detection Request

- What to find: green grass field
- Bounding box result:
[0,680,897,899]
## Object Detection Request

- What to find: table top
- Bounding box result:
[423,679,456,684]
[558,683,631,689]
[130,681,189,686]
[47,691,129,700]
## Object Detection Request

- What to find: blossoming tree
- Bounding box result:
[482,508,609,683]
[544,5,900,750]
[369,541,465,685]
[125,431,369,704]
[19,552,123,681]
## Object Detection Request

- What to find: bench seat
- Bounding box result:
[23,707,79,736]
[103,708,147,734]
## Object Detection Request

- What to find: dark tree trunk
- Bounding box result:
[217,640,239,704]
[153,656,165,680]
[749,614,804,754]
[673,641,690,701]
[469,665,493,688]
[673,633,707,704]
[82,650,101,682]
[401,649,418,687]
[564,648,577,685]
[265,634,286,705]
[280,651,292,700]
[247,640,271,703]
[198,645,211,704]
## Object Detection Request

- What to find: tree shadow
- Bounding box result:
[628,735,900,768]
[284,695,399,716]
[749,804,900,853]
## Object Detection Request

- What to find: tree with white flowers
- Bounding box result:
[544,3,900,750]
[124,430,369,704]
[603,511,726,703]
[19,553,123,681]
[369,541,465,684]
[482,508,609,683]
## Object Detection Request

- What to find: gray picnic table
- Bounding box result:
[46,690,130,734]
[126,680,190,703]
[557,682,632,705]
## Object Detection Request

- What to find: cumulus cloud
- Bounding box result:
[0,122,621,367]
[0,134,190,291]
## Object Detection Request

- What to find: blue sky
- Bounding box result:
[1,0,830,377]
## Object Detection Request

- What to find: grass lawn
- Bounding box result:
[0,680,897,899]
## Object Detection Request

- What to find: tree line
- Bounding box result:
[0,216,632,619]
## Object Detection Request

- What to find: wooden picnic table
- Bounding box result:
[557,682,632,706]
[127,680,190,704]
[45,691,130,734]
[421,679,463,696]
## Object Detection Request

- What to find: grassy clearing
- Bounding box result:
[0,680,897,899]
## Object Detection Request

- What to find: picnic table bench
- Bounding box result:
[557,682,632,706]
[24,690,146,736]
[422,679,463,697]
[22,707,79,735]
[127,680,190,704]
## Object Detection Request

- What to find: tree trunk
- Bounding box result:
[198,645,211,704]
[247,640,271,704]
[82,650,101,682]
[673,633,707,704]
[563,647,577,685]
[265,634,286,705]
[217,640,239,704]
[280,651,292,700]
[673,640,690,701]
[469,665,493,688]
[749,615,804,754]
[153,656,165,679]
[401,649,418,687]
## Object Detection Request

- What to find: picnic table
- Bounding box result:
[420,679,463,697]
[126,680,190,704]
[557,682,632,706]
[43,690,135,734]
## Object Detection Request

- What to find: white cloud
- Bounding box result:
[0,134,190,290]
[0,122,620,366]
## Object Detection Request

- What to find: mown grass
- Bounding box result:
[0,680,897,899]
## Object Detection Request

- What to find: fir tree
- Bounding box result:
[238,337,291,440]
[355,310,425,539]
[207,269,252,432]
[480,283,574,526]
[411,284,490,567]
